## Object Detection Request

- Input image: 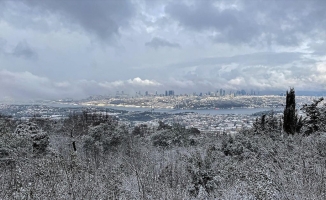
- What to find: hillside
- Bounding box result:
[0,92,326,199]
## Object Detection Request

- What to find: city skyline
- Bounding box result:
[88,88,325,100]
[0,0,326,101]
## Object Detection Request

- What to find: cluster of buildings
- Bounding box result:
[131,112,282,135]
[0,94,319,135]
[80,94,314,110]
[160,113,255,134]
[115,88,261,98]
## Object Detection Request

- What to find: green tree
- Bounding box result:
[283,88,296,134]
[301,97,325,135]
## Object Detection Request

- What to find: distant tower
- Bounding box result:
[165,90,168,96]
[220,89,223,96]
[145,91,149,96]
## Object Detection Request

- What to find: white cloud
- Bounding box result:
[228,77,245,86]
[0,70,165,101]
[127,77,161,86]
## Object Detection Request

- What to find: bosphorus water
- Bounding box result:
[101,106,283,115]
[23,102,283,115]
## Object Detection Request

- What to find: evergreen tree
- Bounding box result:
[283,88,296,134]
[300,97,325,135]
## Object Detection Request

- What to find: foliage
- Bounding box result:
[301,97,326,135]
[157,120,172,130]
[0,115,16,136]
[151,123,200,148]
[186,147,219,197]
[252,111,282,138]
[2,91,326,199]
[132,124,152,137]
[283,88,296,134]
[83,122,129,157]
[62,111,118,136]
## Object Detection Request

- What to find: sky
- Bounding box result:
[0,0,326,101]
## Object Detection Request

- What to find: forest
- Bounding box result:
[1,88,326,199]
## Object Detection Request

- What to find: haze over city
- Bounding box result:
[1,0,326,101]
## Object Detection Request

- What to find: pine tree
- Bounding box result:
[283,88,296,134]
[301,97,325,135]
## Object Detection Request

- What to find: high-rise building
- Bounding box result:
[220,89,223,96]
[165,90,168,96]
[168,90,174,96]
[145,91,149,96]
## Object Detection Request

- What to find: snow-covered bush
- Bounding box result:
[186,148,219,197]
[301,97,326,135]
[14,122,49,155]
[83,122,129,157]
[151,123,200,148]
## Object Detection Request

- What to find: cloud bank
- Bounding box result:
[0,0,325,100]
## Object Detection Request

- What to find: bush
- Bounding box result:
[83,122,129,156]
[301,97,326,135]
[186,148,219,197]
[151,124,200,148]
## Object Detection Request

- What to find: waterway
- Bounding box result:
[6,102,283,115]
[100,106,283,115]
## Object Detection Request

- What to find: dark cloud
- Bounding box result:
[165,1,238,31]
[19,0,135,40]
[145,37,180,49]
[0,0,326,101]
[165,0,326,46]
[168,52,307,69]
[0,39,37,60]
[12,41,37,59]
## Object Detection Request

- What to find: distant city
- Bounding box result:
[112,88,325,99]
[0,88,322,134]
[35,87,317,116]
[121,89,260,98]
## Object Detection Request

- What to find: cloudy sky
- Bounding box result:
[0,0,326,101]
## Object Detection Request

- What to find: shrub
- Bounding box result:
[83,123,129,156]
[151,123,200,148]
